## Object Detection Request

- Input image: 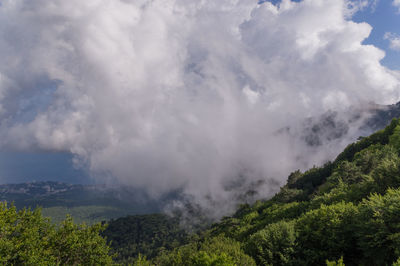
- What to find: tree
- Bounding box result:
[245,220,296,266]
[0,202,113,265]
[356,189,400,265]
[294,202,359,265]
[50,216,113,265]
[155,236,255,266]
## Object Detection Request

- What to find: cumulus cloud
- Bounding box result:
[0,0,399,216]
[385,32,400,51]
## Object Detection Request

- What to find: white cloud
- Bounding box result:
[345,0,379,16]
[384,32,400,51]
[394,0,400,12]
[0,0,399,216]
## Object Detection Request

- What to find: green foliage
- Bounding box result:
[245,220,296,266]
[335,118,399,163]
[134,254,152,266]
[50,215,113,265]
[369,152,400,194]
[313,143,400,206]
[287,162,335,196]
[102,214,189,262]
[0,202,113,265]
[155,236,255,266]
[211,201,308,242]
[272,187,306,203]
[190,251,234,266]
[287,170,302,187]
[251,202,308,234]
[285,119,400,198]
[326,257,345,266]
[0,203,55,265]
[389,124,400,151]
[295,202,359,265]
[356,189,400,265]
[311,180,352,208]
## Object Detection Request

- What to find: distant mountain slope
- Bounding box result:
[300,102,400,148]
[364,102,400,132]
[0,181,166,224]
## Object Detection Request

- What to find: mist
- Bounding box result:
[0,0,399,217]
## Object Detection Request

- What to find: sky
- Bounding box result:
[352,0,400,70]
[0,151,90,184]
[0,0,399,215]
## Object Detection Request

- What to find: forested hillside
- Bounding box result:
[111,118,400,265]
[102,214,190,264]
